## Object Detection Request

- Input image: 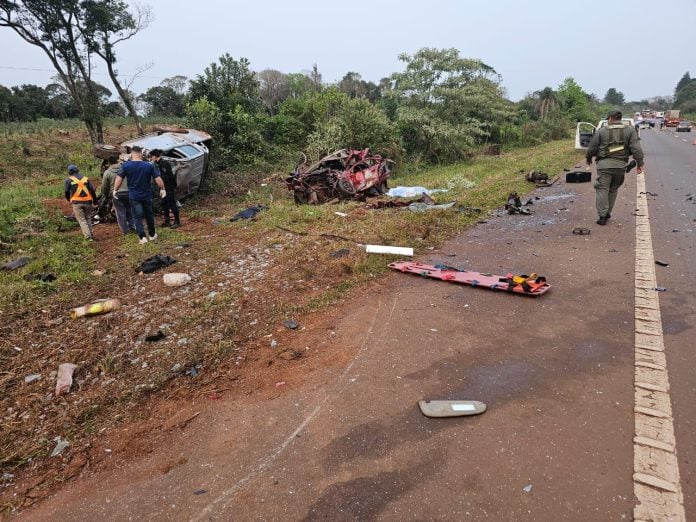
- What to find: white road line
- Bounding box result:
[633,172,686,521]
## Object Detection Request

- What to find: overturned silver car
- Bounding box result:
[94,125,212,198]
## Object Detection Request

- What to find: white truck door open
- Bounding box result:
[575,122,596,150]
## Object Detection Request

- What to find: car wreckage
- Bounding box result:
[286,148,392,204]
[93,125,212,199]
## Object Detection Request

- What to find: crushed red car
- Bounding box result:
[286,148,392,204]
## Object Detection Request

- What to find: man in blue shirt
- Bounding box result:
[113,145,166,244]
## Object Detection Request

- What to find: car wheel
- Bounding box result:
[336,179,357,198]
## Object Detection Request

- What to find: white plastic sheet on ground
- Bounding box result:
[387,186,448,198]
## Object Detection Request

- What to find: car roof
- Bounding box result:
[121,129,212,152]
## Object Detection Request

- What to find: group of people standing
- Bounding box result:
[64,146,181,243]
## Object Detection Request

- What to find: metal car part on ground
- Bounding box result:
[92,125,213,199]
[286,148,392,205]
[505,192,531,214]
[525,170,548,183]
[419,400,487,418]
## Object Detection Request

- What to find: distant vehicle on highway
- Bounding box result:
[676,121,692,132]
[665,110,681,127]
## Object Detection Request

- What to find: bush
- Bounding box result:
[186,97,275,171]
[396,105,486,163]
[305,97,399,161]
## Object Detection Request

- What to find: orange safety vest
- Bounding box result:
[69,175,92,203]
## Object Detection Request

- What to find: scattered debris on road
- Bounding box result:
[136,254,177,274]
[50,437,69,457]
[566,171,591,183]
[655,260,669,267]
[505,192,532,215]
[231,205,267,221]
[24,374,41,384]
[408,201,456,213]
[70,298,121,319]
[145,330,167,343]
[163,273,191,287]
[23,273,56,283]
[654,287,667,292]
[525,170,548,183]
[418,400,487,417]
[523,484,533,493]
[387,186,446,198]
[1,256,31,270]
[55,363,77,396]
[283,320,299,330]
[366,245,414,256]
[572,227,591,235]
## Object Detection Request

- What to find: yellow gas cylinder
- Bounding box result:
[70,298,121,319]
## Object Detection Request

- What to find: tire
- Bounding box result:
[336,178,356,198]
[93,143,120,160]
[152,124,188,134]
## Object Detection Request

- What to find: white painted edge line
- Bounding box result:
[633,172,686,521]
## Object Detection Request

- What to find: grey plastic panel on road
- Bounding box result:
[418,400,487,418]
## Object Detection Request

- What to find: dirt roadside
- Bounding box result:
[16,166,640,520]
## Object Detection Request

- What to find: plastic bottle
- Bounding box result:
[70,298,121,319]
[163,273,191,287]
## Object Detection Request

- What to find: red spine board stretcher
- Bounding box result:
[388,261,551,296]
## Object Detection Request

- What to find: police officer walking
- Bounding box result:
[63,164,98,240]
[586,110,644,225]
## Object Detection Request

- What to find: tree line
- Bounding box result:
[1,2,693,172]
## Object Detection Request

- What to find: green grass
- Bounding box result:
[0,172,98,310]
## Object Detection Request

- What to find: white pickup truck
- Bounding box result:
[575,118,636,150]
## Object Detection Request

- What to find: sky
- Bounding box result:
[0,0,694,102]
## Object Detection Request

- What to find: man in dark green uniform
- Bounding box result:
[586,110,644,225]
[150,149,181,229]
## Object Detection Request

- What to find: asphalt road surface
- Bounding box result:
[22,130,695,521]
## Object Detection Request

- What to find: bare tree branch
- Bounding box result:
[124,62,153,91]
